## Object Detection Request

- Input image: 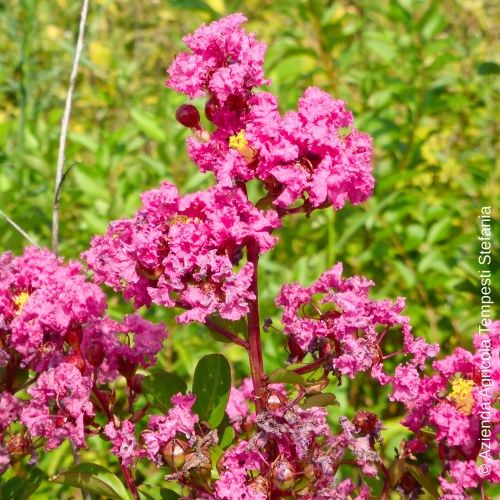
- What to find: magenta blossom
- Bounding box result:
[276,262,439,385]
[142,393,199,465]
[21,363,94,450]
[166,13,269,102]
[84,182,280,323]
[104,420,140,467]
[0,247,107,369]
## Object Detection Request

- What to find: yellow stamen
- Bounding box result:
[167,215,203,227]
[14,292,30,315]
[447,378,475,416]
[229,130,249,152]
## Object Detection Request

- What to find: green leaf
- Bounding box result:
[268,368,306,386]
[406,463,440,499]
[49,463,131,500]
[142,372,187,413]
[427,217,452,245]
[206,313,248,342]
[301,393,339,409]
[192,354,231,428]
[477,61,500,75]
[219,424,235,450]
[130,108,167,142]
[138,485,181,500]
[0,468,46,499]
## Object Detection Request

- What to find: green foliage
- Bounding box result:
[141,372,187,413]
[48,463,132,500]
[192,354,232,428]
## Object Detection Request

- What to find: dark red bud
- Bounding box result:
[65,324,83,347]
[85,343,105,368]
[322,310,341,328]
[204,98,219,122]
[400,472,418,493]
[176,104,201,128]
[66,354,86,373]
[55,415,67,428]
[129,373,145,393]
[117,355,138,379]
[287,337,306,362]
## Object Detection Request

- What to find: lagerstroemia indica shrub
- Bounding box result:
[0,13,498,500]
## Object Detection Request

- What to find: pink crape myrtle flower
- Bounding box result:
[215,440,267,500]
[0,393,26,432]
[167,16,374,211]
[0,247,107,370]
[81,314,168,383]
[400,321,500,492]
[166,13,269,102]
[84,182,280,324]
[104,420,140,467]
[226,377,286,431]
[276,262,439,384]
[21,363,94,450]
[142,393,198,465]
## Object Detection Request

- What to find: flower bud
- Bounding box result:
[162,438,189,470]
[66,354,86,373]
[272,457,295,491]
[117,355,138,380]
[85,343,105,368]
[135,262,164,281]
[175,104,201,128]
[204,98,219,122]
[65,324,83,347]
[322,310,341,328]
[129,373,145,393]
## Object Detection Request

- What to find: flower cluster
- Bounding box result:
[0,247,167,468]
[84,182,280,323]
[215,379,376,498]
[0,247,106,369]
[167,15,374,212]
[397,321,500,496]
[275,262,439,386]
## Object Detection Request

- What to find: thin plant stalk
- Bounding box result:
[51,0,90,256]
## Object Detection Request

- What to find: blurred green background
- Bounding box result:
[0,0,498,496]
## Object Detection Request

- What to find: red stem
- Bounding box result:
[205,318,249,348]
[293,355,330,375]
[246,241,265,413]
[91,383,140,499]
